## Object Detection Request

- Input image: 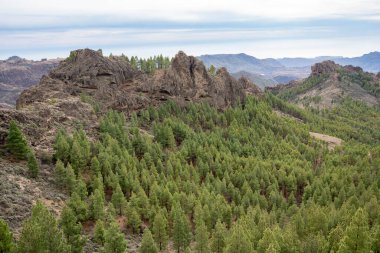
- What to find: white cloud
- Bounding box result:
[0,0,379,59]
[1,0,380,26]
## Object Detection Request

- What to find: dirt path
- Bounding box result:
[309,132,342,150]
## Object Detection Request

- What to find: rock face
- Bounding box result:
[311,61,340,76]
[4,49,248,151]
[18,49,246,110]
[0,56,61,107]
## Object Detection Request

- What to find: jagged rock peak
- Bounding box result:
[49,48,137,89]
[311,60,340,76]
[238,76,263,96]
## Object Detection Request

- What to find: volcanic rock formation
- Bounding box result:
[1,49,257,152]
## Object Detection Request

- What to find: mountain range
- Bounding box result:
[198,52,380,88]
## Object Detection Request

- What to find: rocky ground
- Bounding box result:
[0,158,66,237]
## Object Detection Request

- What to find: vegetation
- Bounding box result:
[0,219,12,253]
[15,201,70,253]
[120,54,172,74]
[4,92,380,252]
[27,151,39,178]
[274,74,328,100]
[338,69,380,98]
[6,120,30,160]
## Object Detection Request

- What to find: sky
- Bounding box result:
[0,0,380,60]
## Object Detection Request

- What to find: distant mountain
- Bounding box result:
[0,56,61,107]
[198,52,380,88]
[277,52,380,73]
[276,56,340,68]
[267,61,380,109]
[231,71,278,89]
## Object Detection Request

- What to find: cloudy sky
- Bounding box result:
[1,0,379,59]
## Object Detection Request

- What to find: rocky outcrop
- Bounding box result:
[311,61,340,76]
[18,49,246,110]
[5,49,249,151]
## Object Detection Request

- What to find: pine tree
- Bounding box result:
[54,130,71,163]
[195,221,210,253]
[139,228,159,253]
[0,219,12,253]
[102,221,128,253]
[91,156,101,174]
[338,208,371,253]
[127,206,141,234]
[90,189,105,220]
[6,120,29,160]
[210,220,226,253]
[27,151,39,178]
[15,201,70,253]
[224,224,253,253]
[208,65,216,76]
[172,205,191,253]
[68,192,88,222]
[70,139,83,174]
[112,183,125,215]
[59,206,85,253]
[66,163,77,193]
[152,210,169,251]
[94,219,105,245]
[55,159,67,188]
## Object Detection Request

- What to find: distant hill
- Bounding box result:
[198,52,380,88]
[231,71,277,89]
[0,56,61,107]
[267,61,380,109]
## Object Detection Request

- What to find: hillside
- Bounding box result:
[1,49,380,253]
[267,61,380,109]
[0,56,61,107]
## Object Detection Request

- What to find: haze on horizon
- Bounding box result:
[1,0,379,60]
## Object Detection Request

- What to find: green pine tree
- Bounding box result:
[208,65,216,76]
[0,219,13,253]
[338,208,371,253]
[6,120,30,160]
[112,183,125,215]
[224,224,253,253]
[152,210,169,251]
[15,201,70,253]
[126,206,141,234]
[27,151,39,178]
[102,221,128,253]
[68,192,88,222]
[195,221,210,253]
[139,228,159,253]
[90,189,105,220]
[54,130,71,163]
[210,220,226,253]
[94,219,105,245]
[172,205,191,253]
[55,159,67,188]
[59,206,85,253]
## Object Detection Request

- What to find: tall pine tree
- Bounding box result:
[6,120,29,160]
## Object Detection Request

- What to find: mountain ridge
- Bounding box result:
[198,51,380,88]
